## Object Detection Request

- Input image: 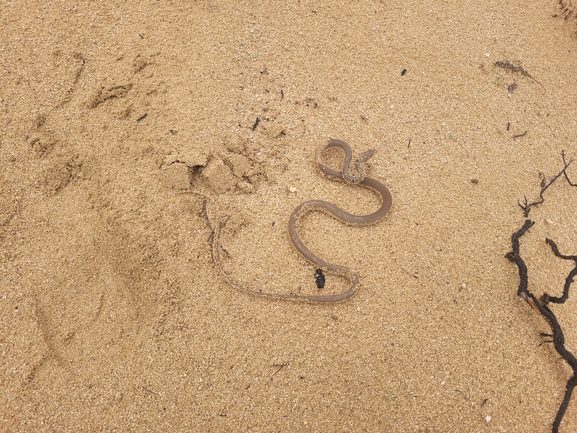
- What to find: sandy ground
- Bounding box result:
[2,1,577,432]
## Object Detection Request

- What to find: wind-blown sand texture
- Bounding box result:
[2,1,577,432]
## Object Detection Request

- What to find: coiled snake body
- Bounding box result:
[211,139,392,303]
[287,139,392,302]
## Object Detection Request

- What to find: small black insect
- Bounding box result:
[314,269,325,289]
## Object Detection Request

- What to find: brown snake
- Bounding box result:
[286,139,392,302]
[208,139,392,303]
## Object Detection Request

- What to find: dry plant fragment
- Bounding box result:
[556,1,577,36]
[506,223,577,433]
[507,151,577,432]
[559,1,575,20]
[494,60,543,87]
[517,152,573,217]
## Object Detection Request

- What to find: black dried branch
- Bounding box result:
[555,375,577,432]
[528,291,577,433]
[507,220,577,432]
[505,219,534,299]
[543,239,577,304]
[518,153,574,217]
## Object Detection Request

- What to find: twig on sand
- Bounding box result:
[506,151,577,432]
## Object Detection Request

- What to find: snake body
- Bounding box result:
[286,139,392,302]
[208,139,392,303]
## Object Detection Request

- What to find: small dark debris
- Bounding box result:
[471,179,479,184]
[305,98,318,108]
[251,117,260,131]
[314,269,326,289]
[456,390,468,400]
[136,113,147,122]
[507,83,517,93]
[401,68,407,76]
[169,129,177,134]
[280,89,284,100]
[494,60,542,87]
[512,131,527,139]
[271,363,288,379]
[506,122,510,131]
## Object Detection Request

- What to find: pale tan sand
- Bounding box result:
[2,1,577,431]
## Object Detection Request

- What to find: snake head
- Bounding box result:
[358,148,379,163]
